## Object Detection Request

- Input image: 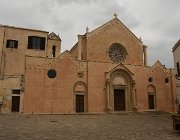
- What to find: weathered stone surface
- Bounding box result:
[0,112,179,140]
[0,17,176,114]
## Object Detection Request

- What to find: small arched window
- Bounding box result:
[165,78,169,83]
[52,46,56,57]
[148,77,153,82]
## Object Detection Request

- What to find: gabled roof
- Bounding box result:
[69,42,78,53]
[87,17,141,43]
[172,39,180,52]
[59,50,74,59]
[48,32,61,41]
[69,17,142,52]
[152,60,166,69]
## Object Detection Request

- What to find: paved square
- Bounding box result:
[0,111,179,140]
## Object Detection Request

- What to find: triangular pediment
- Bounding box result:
[87,17,141,43]
[152,60,166,70]
[172,39,180,52]
[48,32,61,41]
[106,63,134,76]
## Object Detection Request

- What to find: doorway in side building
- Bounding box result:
[76,95,84,112]
[11,96,20,112]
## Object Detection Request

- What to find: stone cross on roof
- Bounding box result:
[114,13,118,18]
[86,26,89,33]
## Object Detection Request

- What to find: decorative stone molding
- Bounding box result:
[105,64,134,112]
[77,71,84,78]
[147,84,156,93]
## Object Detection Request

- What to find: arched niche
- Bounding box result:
[73,81,87,113]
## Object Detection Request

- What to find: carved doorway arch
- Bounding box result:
[106,68,134,111]
[73,81,87,113]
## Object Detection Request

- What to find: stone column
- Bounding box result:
[78,35,83,60]
[143,45,148,66]
[129,80,136,111]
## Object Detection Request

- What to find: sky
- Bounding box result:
[0,0,180,68]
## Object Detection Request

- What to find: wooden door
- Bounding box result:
[114,89,125,111]
[76,95,84,112]
[11,96,20,112]
[148,95,155,109]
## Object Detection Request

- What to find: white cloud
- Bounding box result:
[0,0,179,67]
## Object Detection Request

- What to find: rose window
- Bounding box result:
[108,43,127,63]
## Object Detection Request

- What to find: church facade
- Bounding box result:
[0,17,176,114]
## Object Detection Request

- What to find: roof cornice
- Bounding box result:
[172,39,180,52]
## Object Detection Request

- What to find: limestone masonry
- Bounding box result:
[0,17,177,114]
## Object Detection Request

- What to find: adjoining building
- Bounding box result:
[0,16,176,114]
[0,24,61,113]
[172,40,180,111]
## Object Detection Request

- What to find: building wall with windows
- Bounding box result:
[0,25,61,113]
[0,17,176,114]
[23,17,176,114]
[172,40,180,111]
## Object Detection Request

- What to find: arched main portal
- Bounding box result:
[106,69,134,111]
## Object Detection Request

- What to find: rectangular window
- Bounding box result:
[28,36,46,50]
[6,40,18,49]
[12,89,20,95]
[177,62,180,77]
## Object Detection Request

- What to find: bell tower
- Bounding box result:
[47,32,61,58]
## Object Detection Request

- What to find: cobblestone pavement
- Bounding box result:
[0,111,179,140]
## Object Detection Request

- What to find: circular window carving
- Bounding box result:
[47,69,56,78]
[108,43,127,63]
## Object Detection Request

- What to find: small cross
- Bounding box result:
[139,36,142,41]
[86,26,89,33]
[114,13,118,18]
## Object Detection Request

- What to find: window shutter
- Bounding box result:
[28,36,32,49]
[15,41,18,49]
[6,40,10,48]
[40,37,45,50]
